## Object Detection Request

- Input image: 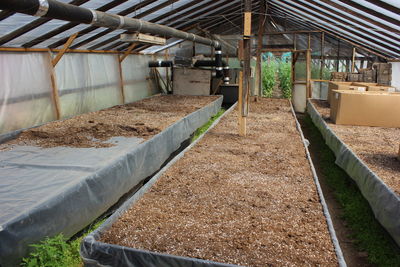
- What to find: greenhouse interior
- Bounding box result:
[0,0,399,266]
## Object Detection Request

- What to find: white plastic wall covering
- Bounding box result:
[301,0,400,43]
[121,54,158,103]
[390,62,400,92]
[329,0,400,31]
[54,53,123,119]
[0,52,57,134]
[272,0,400,57]
[275,3,398,58]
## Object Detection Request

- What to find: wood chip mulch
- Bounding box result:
[311,99,400,196]
[0,95,218,149]
[101,98,338,266]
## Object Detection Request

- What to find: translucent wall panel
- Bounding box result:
[55,53,123,119]
[0,52,56,134]
[121,54,158,103]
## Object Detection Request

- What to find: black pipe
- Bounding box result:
[148,61,173,68]
[0,0,221,49]
[215,49,223,78]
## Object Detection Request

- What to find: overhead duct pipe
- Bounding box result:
[0,0,221,50]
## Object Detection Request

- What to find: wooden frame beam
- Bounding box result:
[119,43,138,63]
[51,33,78,66]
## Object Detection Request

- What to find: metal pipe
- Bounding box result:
[0,0,221,49]
[148,60,173,68]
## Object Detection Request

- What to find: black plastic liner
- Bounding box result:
[0,96,222,267]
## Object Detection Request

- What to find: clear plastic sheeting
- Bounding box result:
[54,53,123,119]
[307,100,400,247]
[121,54,157,103]
[81,102,235,267]
[0,96,223,267]
[0,52,57,133]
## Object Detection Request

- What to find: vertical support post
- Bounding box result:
[47,51,62,120]
[165,49,170,92]
[320,32,325,79]
[239,0,252,136]
[336,39,340,72]
[306,49,312,98]
[47,33,78,120]
[308,33,311,50]
[293,33,297,50]
[238,71,246,136]
[117,55,125,104]
[255,0,266,99]
[351,47,356,73]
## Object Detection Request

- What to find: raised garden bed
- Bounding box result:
[308,99,400,247]
[82,98,344,266]
[0,95,222,266]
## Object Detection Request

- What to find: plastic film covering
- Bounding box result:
[0,52,57,133]
[0,96,223,266]
[81,103,236,267]
[307,100,400,247]
[80,101,345,267]
[55,53,123,119]
[121,54,158,103]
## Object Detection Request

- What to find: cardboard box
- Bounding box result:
[398,144,400,161]
[328,82,352,105]
[348,86,367,92]
[352,82,378,87]
[367,85,396,92]
[330,90,400,127]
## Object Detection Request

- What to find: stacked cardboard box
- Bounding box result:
[330,90,400,127]
[331,72,347,82]
[347,73,363,82]
[367,85,396,92]
[373,63,392,85]
[360,69,376,83]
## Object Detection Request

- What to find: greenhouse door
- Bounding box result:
[292,49,311,113]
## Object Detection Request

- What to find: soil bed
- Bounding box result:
[101,98,338,266]
[311,99,400,196]
[1,95,218,149]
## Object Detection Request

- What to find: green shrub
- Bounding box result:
[262,57,277,97]
[278,54,292,99]
[21,234,80,267]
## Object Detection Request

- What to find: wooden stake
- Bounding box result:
[52,33,78,67]
[306,49,312,98]
[238,71,246,136]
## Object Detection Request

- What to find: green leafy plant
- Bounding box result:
[261,57,277,97]
[278,54,292,99]
[192,108,225,142]
[22,219,105,267]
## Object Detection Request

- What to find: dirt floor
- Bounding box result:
[101,98,338,266]
[0,95,218,149]
[311,99,400,196]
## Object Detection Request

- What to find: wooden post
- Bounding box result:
[238,71,246,136]
[47,50,62,120]
[165,49,170,92]
[336,39,340,72]
[239,0,252,136]
[308,33,311,50]
[320,32,325,79]
[46,33,79,120]
[117,55,125,104]
[351,47,356,73]
[255,0,266,99]
[306,49,312,98]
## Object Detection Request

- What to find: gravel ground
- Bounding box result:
[311,99,400,196]
[0,95,218,149]
[101,98,338,266]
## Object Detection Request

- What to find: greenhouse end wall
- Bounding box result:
[0,52,159,134]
